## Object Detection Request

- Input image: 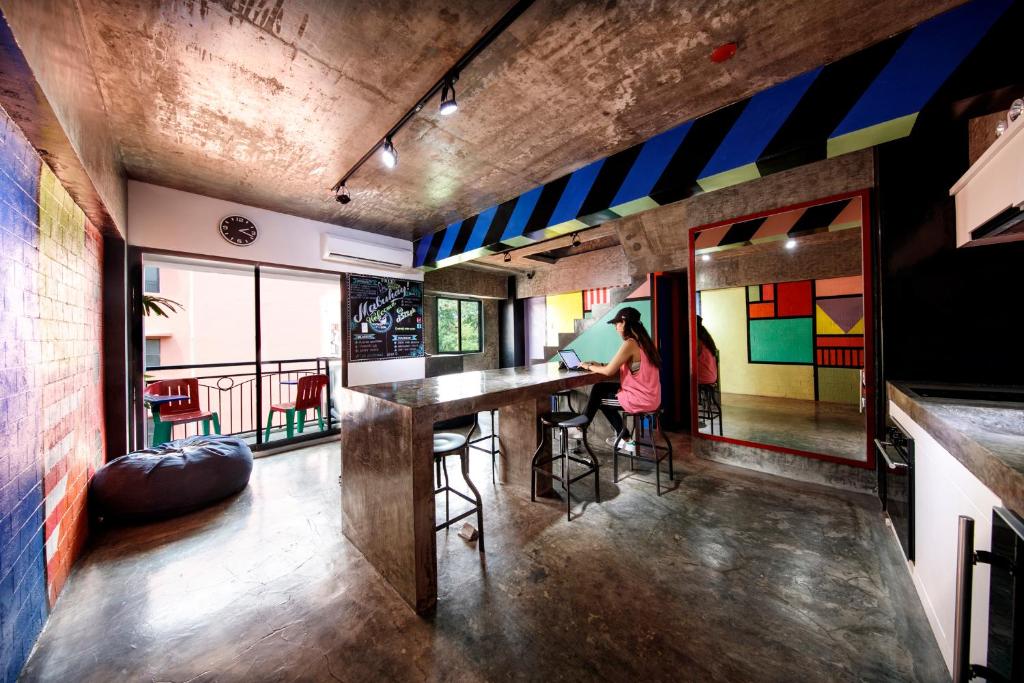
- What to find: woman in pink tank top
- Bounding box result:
[579,306,661,445]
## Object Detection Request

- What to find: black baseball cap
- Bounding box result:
[607,306,640,325]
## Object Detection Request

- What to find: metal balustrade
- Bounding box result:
[143,356,340,449]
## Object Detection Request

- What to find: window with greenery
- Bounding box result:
[144,266,160,293]
[144,338,162,368]
[437,298,482,353]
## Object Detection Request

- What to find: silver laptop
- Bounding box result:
[557,349,586,371]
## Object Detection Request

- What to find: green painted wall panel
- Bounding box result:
[749,318,813,364]
[550,300,652,363]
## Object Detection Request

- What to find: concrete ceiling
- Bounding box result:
[73,0,964,241]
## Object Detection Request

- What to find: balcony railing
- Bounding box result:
[143,356,340,450]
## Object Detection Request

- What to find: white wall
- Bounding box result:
[127,180,421,280]
[129,180,425,384]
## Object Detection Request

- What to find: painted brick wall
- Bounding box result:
[0,107,104,682]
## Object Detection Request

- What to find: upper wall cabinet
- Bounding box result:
[950,116,1024,247]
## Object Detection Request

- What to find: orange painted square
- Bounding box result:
[761,283,775,301]
[748,302,775,319]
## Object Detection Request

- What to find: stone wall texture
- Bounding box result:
[0,107,104,683]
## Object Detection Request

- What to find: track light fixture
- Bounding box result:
[336,185,351,204]
[439,74,458,115]
[381,137,398,169]
[571,232,581,247]
[330,1,535,201]
[503,251,512,263]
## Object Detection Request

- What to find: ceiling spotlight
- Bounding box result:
[335,185,350,204]
[701,254,710,262]
[381,137,398,169]
[439,74,458,116]
[785,238,797,249]
[503,251,512,263]
[571,232,581,247]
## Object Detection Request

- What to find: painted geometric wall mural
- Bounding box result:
[743,276,865,403]
[815,275,864,369]
[414,0,1010,270]
[746,280,814,364]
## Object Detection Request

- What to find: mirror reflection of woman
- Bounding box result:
[579,307,661,448]
[696,315,718,386]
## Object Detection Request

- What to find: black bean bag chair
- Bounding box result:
[90,435,253,521]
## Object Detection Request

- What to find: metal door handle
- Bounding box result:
[875,439,908,471]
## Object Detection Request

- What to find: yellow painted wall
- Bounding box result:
[545,291,583,347]
[700,287,814,400]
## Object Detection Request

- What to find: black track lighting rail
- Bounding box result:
[331,0,535,195]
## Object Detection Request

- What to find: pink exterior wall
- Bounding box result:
[144,267,340,367]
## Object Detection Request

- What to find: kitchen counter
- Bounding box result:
[888,381,1024,514]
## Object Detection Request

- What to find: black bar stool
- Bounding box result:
[551,389,575,412]
[608,407,673,496]
[530,411,600,520]
[467,409,499,482]
[552,389,584,453]
[433,420,484,552]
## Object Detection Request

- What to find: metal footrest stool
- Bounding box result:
[434,431,485,552]
[697,383,722,435]
[530,412,600,520]
[553,389,584,454]
[609,408,674,496]
[468,409,499,482]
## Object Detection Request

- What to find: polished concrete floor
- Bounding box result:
[700,392,867,462]
[20,432,945,682]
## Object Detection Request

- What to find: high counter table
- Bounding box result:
[340,363,601,613]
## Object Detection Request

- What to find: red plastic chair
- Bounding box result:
[265,374,328,441]
[145,378,220,446]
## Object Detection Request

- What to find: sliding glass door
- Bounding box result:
[140,254,342,451]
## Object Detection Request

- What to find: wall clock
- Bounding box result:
[219,215,259,246]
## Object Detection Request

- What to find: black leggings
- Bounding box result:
[584,381,625,436]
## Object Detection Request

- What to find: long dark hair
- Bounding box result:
[623,318,661,368]
[696,316,718,356]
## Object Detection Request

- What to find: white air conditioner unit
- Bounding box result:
[321,233,413,271]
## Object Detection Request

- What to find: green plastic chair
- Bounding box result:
[264,374,329,442]
[145,378,220,446]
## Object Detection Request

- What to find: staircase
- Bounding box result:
[543,303,611,360]
[542,275,647,360]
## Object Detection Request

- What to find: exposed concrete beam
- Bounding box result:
[696,229,862,291]
[0,1,125,236]
[611,150,875,277]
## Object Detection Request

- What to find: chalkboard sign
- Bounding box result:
[346,274,424,362]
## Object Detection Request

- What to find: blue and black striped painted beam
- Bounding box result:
[414,0,1010,271]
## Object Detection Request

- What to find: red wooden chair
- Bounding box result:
[145,378,220,446]
[264,374,328,441]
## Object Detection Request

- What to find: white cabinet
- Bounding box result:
[950,116,1024,248]
[890,402,1002,676]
